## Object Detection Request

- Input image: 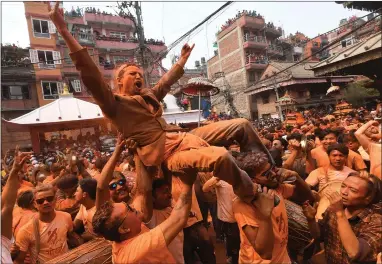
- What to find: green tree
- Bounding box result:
[343,80,380,107]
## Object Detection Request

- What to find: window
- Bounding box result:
[32,18,55,38]
[1,85,30,100]
[30,49,61,68]
[262,94,269,104]
[110,32,127,39]
[42,81,62,100]
[71,80,81,92]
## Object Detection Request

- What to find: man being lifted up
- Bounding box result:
[48,2,273,204]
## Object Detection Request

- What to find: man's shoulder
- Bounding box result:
[55,210,72,220]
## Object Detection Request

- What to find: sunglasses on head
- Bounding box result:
[36,196,55,205]
[109,178,126,190]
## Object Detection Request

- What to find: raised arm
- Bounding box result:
[202,176,220,193]
[48,2,116,117]
[96,133,125,210]
[355,121,379,153]
[1,146,31,240]
[159,172,196,246]
[130,153,153,223]
[152,44,194,101]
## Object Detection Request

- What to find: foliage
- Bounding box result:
[343,80,380,107]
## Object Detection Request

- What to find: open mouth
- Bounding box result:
[135,81,142,89]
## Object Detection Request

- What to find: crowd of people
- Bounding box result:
[2,102,381,264]
[1,3,382,264]
[246,51,268,64]
[217,10,263,34]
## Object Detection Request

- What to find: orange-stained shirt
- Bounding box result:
[55,189,80,220]
[146,203,184,263]
[112,224,176,263]
[74,205,97,237]
[232,184,294,264]
[12,207,36,239]
[311,145,367,171]
[305,166,355,190]
[43,175,54,184]
[16,211,73,263]
[369,142,381,179]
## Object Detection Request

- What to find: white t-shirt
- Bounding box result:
[305,166,355,190]
[215,180,236,223]
[1,235,13,264]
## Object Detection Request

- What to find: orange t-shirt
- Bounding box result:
[16,211,73,263]
[112,224,176,263]
[232,184,294,264]
[12,207,36,238]
[311,145,367,171]
[74,205,97,237]
[43,175,54,184]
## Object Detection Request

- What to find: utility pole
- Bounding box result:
[273,76,284,121]
[133,1,150,85]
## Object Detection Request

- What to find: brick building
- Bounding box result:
[207,11,311,118]
[24,2,166,106]
[1,44,39,151]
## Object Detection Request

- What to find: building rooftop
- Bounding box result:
[309,31,382,75]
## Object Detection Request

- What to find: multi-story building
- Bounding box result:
[207,11,285,117]
[24,2,166,106]
[1,44,39,151]
[327,14,381,57]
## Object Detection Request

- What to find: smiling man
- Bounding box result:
[303,174,382,264]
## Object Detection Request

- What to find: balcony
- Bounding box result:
[243,35,267,49]
[95,36,166,52]
[237,15,265,30]
[84,12,135,29]
[245,56,268,70]
[58,32,95,46]
[265,25,283,37]
[267,45,283,56]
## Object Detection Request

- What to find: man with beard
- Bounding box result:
[108,171,135,204]
[92,137,195,263]
[302,174,382,263]
[231,151,314,263]
[48,2,271,205]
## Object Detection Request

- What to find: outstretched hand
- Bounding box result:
[180,43,195,60]
[12,146,32,173]
[48,2,67,32]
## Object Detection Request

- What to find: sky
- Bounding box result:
[1,1,368,69]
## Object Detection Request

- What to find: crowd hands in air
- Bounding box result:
[1,2,382,264]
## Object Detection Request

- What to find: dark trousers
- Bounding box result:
[183,221,216,264]
[220,220,240,264]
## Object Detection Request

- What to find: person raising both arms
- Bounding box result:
[48,1,274,206]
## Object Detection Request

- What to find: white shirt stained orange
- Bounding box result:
[16,211,73,263]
